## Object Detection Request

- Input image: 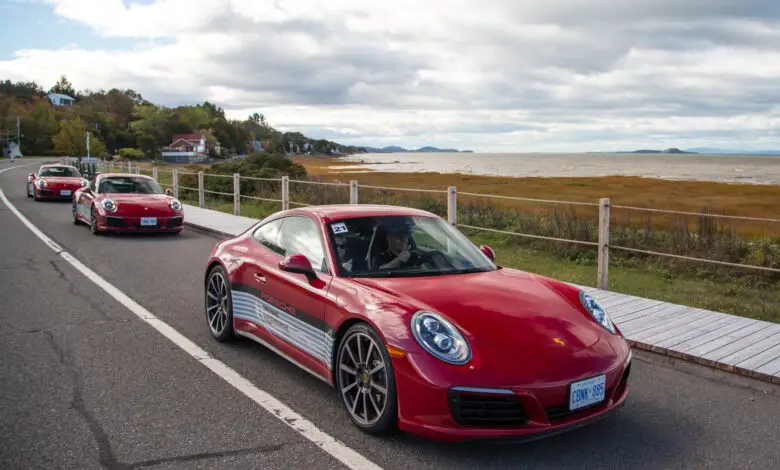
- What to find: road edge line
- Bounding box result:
[0,166,383,470]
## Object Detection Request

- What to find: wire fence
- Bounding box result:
[74,158,780,290]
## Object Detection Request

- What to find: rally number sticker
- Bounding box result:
[332,222,348,234]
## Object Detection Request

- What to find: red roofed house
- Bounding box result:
[160,133,219,163]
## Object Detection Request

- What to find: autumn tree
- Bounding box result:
[53,116,107,157]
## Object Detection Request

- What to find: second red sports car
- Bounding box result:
[202,204,632,443]
[73,172,184,234]
[26,164,85,201]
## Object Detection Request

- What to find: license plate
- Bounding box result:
[140,217,157,226]
[60,190,71,196]
[569,374,606,410]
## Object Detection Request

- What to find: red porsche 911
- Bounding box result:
[203,205,631,442]
[27,164,84,201]
[73,172,184,235]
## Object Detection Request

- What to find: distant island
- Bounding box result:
[599,147,780,155]
[358,146,473,153]
[613,148,697,154]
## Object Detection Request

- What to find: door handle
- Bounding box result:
[253,272,267,283]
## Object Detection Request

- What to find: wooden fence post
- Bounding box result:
[172,168,179,199]
[447,186,457,224]
[233,173,240,216]
[350,180,358,204]
[198,171,204,208]
[282,176,289,210]
[152,167,158,181]
[598,197,611,290]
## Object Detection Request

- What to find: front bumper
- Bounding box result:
[96,213,184,232]
[35,186,79,200]
[393,348,632,442]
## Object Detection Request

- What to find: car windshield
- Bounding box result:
[98,176,163,194]
[327,215,497,278]
[38,166,81,178]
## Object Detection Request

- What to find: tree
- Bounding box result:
[53,116,107,157]
[2,77,356,159]
[49,75,77,98]
[21,97,59,155]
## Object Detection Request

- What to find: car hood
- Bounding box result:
[351,268,620,384]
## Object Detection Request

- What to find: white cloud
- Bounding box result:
[2,0,780,151]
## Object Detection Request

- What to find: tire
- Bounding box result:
[90,205,101,235]
[205,265,235,342]
[26,183,32,198]
[335,322,398,435]
[72,202,80,225]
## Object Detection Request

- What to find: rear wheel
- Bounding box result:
[336,323,398,435]
[205,265,234,342]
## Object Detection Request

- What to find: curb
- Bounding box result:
[627,338,780,386]
[183,221,234,239]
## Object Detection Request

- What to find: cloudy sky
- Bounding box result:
[1,0,779,152]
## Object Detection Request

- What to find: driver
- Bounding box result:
[376,222,418,270]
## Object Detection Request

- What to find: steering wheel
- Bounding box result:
[411,249,453,270]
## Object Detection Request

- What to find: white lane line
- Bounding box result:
[0,165,383,470]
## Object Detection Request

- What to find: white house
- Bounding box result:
[47,93,76,106]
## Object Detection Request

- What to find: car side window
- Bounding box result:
[277,216,329,274]
[252,218,285,255]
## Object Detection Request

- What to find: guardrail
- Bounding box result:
[73,158,780,290]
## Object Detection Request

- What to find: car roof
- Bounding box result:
[282,204,440,221]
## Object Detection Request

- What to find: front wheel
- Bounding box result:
[205,265,235,342]
[72,202,80,225]
[90,205,101,235]
[336,323,398,435]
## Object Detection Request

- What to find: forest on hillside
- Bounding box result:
[0,75,365,159]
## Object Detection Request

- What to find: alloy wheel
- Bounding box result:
[206,269,232,340]
[338,331,390,427]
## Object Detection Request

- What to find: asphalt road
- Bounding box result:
[2,158,780,470]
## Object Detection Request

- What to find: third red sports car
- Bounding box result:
[27,163,84,201]
[202,204,632,442]
[73,172,184,235]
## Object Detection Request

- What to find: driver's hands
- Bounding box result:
[396,250,411,264]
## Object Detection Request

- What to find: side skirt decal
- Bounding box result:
[231,288,335,370]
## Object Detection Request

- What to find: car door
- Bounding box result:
[239,216,334,379]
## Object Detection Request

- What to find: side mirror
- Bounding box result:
[165,188,173,196]
[279,254,317,281]
[479,245,496,262]
[28,173,35,178]
[81,179,89,187]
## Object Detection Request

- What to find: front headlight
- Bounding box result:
[37,180,48,188]
[411,311,471,365]
[102,199,117,212]
[579,292,616,334]
[169,199,182,211]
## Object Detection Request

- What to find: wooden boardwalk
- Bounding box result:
[576,285,780,384]
[183,205,780,385]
